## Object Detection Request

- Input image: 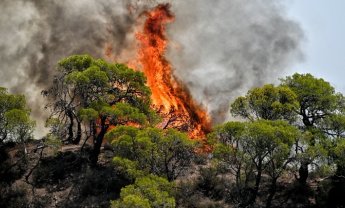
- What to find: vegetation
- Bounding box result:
[0,88,35,207]
[0,87,35,146]
[111,175,175,208]
[42,55,154,164]
[1,55,345,207]
[107,126,196,181]
[211,120,299,207]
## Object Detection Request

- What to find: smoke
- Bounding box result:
[167,0,304,123]
[0,0,145,137]
[0,0,303,137]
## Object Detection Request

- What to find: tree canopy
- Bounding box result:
[230,84,298,122]
[0,87,35,145]
[111,174,175,208]
[43,55,155,163]
[107,126,196,181]
[211,120,299,206]
[280,73,344,128]
[229,73,345,185]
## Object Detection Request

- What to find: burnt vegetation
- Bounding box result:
[1,55,345,208]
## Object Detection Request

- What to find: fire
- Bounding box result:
[136,4,210,139]
[105,4,211,139]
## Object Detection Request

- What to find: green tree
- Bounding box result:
[0,87,35,147]
[334,139,345,175]
[280,73,342,128]
[111,174,175,208]
[230,84,298,122]
[280,73,345,184]
[43,55,154,164]
[231,74,345,185]
[107,127,196,181]
[210,122,250,189]
[322,114,345,176]
[0,88,35,190]
[211,120,299,207]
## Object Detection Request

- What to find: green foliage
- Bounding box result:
[334,139,345,171]
[321,114,345,139]
[230,73,345,186]
[279,73,345,184]
[44,134,62,155]
[78,108,99,121]
[108,127,196,181]
[45,117,66,136]
[109,127,189,207]
[230,84,298,121]
[280,73,343,127]
[211,120,300,205]
[112,157,144,181]
[44,54,155,163]
[0,87,35,144]
[212,120,298,173]
[208,121,244,145]
[111,175,175,208]
[46,53,153,123]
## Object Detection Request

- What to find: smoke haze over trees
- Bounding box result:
[0,0,303,136]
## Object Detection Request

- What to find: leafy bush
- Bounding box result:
[111,174,175,208]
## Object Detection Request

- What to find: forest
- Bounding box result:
[1,55,345,208]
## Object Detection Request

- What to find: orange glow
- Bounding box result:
[136,4,210,139]
[105,4,211,139]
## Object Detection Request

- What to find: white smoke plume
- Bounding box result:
[0,0,303,137]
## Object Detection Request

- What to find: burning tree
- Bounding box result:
[106,4,211,139]
[43,55,154,164]
[137,4,211,139]
[43,4,213,164]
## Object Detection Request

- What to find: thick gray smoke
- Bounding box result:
[167,0,303,123]
[0,0,148,137]
[0,0,303,137]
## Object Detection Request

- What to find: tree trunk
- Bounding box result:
[266,178,277,208]
[235,167,241,189]
[67,110,74,143]
[299,161,309,185]
[72,121,81,144]
[90,118,108,165]
[249,161,262,205]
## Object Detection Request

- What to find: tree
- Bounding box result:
[280,73,342,128]
[0,87,35,190]
[231,74,345,185]
[210,122,250,189]
[230,84,298,122]
[211,120,299,207]
[0,87,35,147]
[280,73,345,184]
[334,139,345,175]
[111,174,175,208]
[43,55,154,164]
[107,126,196,181]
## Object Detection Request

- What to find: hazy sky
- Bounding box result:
[286,0,345,93]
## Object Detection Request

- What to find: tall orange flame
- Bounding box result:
[105,4,211,139]
[136,4,210,139]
